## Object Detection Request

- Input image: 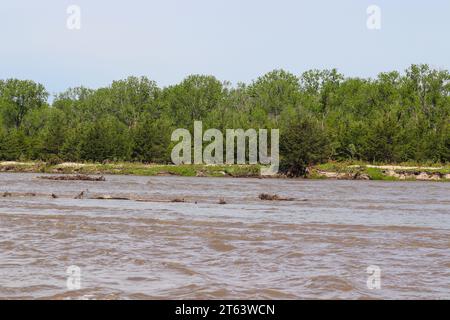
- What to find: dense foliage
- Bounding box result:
[1,65,449,171]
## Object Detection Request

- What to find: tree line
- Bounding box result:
[0,64,449,174]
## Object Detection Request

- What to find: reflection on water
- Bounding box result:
[0,173,449,299]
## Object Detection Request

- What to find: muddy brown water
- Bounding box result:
[0,173,449,299]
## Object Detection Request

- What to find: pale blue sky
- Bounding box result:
[0,0,449,97]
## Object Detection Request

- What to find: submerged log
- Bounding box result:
[92,195,131,200]
[258,193,294,201]
[74,191,85,199]
[23,192,36,197]
[38,175,105,182]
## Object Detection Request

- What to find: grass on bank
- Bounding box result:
[314,161,450,181]
[0,160,449,181]
[0,161,262,178]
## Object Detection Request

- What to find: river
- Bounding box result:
[0,173,449,299]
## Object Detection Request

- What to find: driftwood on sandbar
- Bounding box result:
[38,175,106,182]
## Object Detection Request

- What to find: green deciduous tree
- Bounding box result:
[0,79,48,128]
[0,64,448,166]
